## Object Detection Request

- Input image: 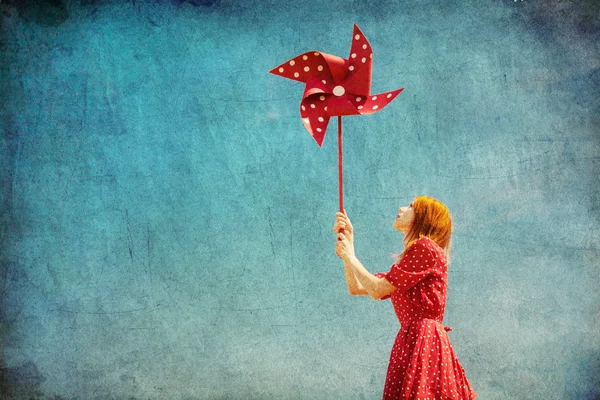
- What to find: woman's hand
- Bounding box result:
[333,210,354,243]
[335,232,356,262]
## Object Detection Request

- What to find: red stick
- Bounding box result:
[338,116,344,213]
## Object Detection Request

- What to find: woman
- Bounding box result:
[334,196,476,400]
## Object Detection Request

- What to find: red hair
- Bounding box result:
[401,196,452,258]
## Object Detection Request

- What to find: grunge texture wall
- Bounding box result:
[1,0,599,399]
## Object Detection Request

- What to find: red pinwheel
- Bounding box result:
[269,24,404,211]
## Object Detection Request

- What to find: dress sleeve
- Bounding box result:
[382,238,437,294]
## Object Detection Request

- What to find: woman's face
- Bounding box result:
[393,201,415,233]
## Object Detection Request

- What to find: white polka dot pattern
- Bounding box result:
[375,237,477,400]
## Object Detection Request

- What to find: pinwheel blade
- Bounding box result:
[268,51,345,85]
[342,24,373,97]
[301,95,331,147]
[356,88,404,115]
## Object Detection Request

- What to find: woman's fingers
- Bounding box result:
[334,212,353,238]
[336,212,352,225]
[333,224,352,236]
[333,222,346,233]
[336,213,349,223]
[335,234,351,260]
[335,240,342,257]
[335,213,351,226]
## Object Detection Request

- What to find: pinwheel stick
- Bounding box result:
[338,116,344,213]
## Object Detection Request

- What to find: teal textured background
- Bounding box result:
[1,0,599,399]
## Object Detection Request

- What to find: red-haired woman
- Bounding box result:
[334,196,476,400]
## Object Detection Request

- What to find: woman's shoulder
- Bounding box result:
[412,236,436,248]
[402,237,445,261]
[417,236,447,264]
[402,237,433,256]
[413,236,444,254]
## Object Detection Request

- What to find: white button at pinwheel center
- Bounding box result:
[333,86,345,96]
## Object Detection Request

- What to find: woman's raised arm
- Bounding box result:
[334,211,396,299]
[342,249,396,300]
[334,211,366,295]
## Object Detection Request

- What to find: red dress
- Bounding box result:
[375,237,476,400]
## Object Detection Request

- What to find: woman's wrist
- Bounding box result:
[345,254,359,265]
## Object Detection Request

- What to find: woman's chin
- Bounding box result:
[393,222,407,233]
